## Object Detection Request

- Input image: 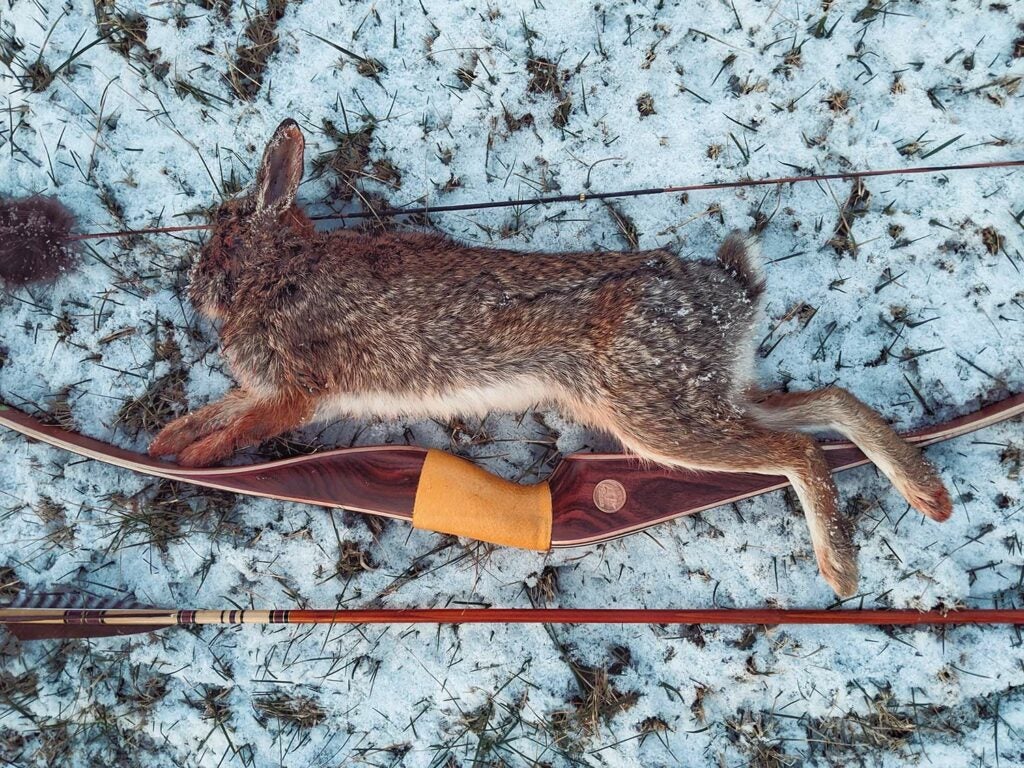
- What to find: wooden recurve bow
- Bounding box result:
[1,393,1021,550]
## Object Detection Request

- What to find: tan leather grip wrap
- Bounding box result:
[412,450,552,550]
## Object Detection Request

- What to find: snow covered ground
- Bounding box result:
[1,0,1022,765]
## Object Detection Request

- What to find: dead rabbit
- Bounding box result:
[150,119,952,596]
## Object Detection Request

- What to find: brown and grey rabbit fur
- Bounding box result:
[151,119,953,597]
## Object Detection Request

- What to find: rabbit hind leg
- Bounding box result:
[749,387,952,522]
[604,409,858,597]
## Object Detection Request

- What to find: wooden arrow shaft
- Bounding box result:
[4,606,1024,627]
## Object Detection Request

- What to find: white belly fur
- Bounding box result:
[313,376,561,422]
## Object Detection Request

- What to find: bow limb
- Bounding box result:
[0,403,425,521]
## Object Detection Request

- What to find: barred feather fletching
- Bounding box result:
[3,590,152,611]
[0,590,168,641]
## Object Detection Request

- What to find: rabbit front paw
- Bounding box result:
[151,390,315,466]
[176,429,241,467]
[151,422,253,467]
[149,413,213,458]
[149,389,255,460]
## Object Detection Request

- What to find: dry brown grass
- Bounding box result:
[252,692,326,729]
[226,0,290,100]
[115,368,189,436]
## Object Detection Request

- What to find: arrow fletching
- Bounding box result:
[0,591,174,641]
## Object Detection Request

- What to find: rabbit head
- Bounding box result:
[190,119,312,321]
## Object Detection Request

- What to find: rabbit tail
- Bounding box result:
[716,232,765,301]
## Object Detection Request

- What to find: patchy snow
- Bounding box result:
[1,0,1022,765]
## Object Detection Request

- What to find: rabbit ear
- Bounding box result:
[254,119,305,216]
